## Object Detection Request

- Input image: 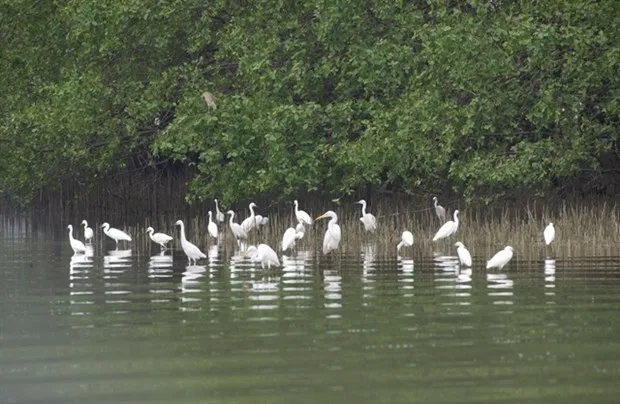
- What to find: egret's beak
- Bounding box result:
[315,214,328,221]
[100,224,105,228]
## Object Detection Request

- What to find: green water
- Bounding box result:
[1,222,620,403]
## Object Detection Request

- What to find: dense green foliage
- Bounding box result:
[2,0,619,206]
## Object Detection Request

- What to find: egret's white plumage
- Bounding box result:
[432,210,459,241]
[175,220,206,265]
[214,199,225,223]
[67,224,86,254]
[397,231,414,254]
[281,227,297,252]
[254,215,269,227]
[294,200,313,226]
[245,244,281,269]
[241,202,258,233]
[227,210,248,241]
[207,211,219,239]
[146,226,173,250]
[543,222,555,246]
[81,220,93,244]
[316,210,341,255]
[433,196,446,222]
[356,199,377,232]
[101,222,132,248]
[454,241,472,267]
[295,221,305,240]
[486,246,514,270]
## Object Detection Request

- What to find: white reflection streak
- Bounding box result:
[147,251,173,303]
[361,243,377,302]
[433,252,462,293]
[148,250,173,279]
[208,244,220,269]
[69,252,95,314]
[249,275,280,311]
[544,259,556,299]
[228,248,253,282]
[324,268,342,309]
[487,272,514,305]
[281,249,314,309]
[180,265,205,311]
[397,258,415,297]
[103,249,132,279]
[182,264,206,284]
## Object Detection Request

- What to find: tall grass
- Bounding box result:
[4,194,619,260]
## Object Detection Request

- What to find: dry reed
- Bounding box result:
[3,195,619,261]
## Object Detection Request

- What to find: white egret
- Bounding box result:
[486,246,514,270]
[294,200,313,226]
[315,211,341,255]
[175,220,206,265]
[454,241,472,267]
[355,199,377,232]
[245,244,281,269]
[81,220,94,244]
[281,227,297,252]
[397,231,414,254]
[544,222,555,246]
[146,226,173,251]
[255,214,269,227]
[67,225,86,254]
[241,202,258,233]
[227,210,248,241]
[295,221,305,240]
[207,211,219,240]
[101,222,132,248]
[432,196,446,222]
[214,199,225,223]
[432,210,459,241]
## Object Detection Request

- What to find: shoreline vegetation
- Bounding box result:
[1,1,619,211]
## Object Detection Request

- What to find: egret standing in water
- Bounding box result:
[432,210,459,241]
[67,225,86,254]
[355,199,377,233]
[214,199,225,223]
[295,221,306,240]
[101,223,132,248]
[432,196,446,222]
[454,241,472,267]
[175,220,206,265]
[245,244,281,269]
[315,210,341,255]
[281,226,297,252]
[397,231,414,255]
[81,220,93,245]
[227,210,248,241]
[146,226,173,251]
[241,202,258,233]
[207,211,219,241]
[544,222,555,246]
[294,200,313,226]
[486,246,514,270]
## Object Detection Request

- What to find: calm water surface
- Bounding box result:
[1,221,620,403]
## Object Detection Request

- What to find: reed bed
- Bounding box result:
[3,196,620,261]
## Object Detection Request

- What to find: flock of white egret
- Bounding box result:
[67,197,556,270]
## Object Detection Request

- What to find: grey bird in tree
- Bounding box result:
[202,91,217,110]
